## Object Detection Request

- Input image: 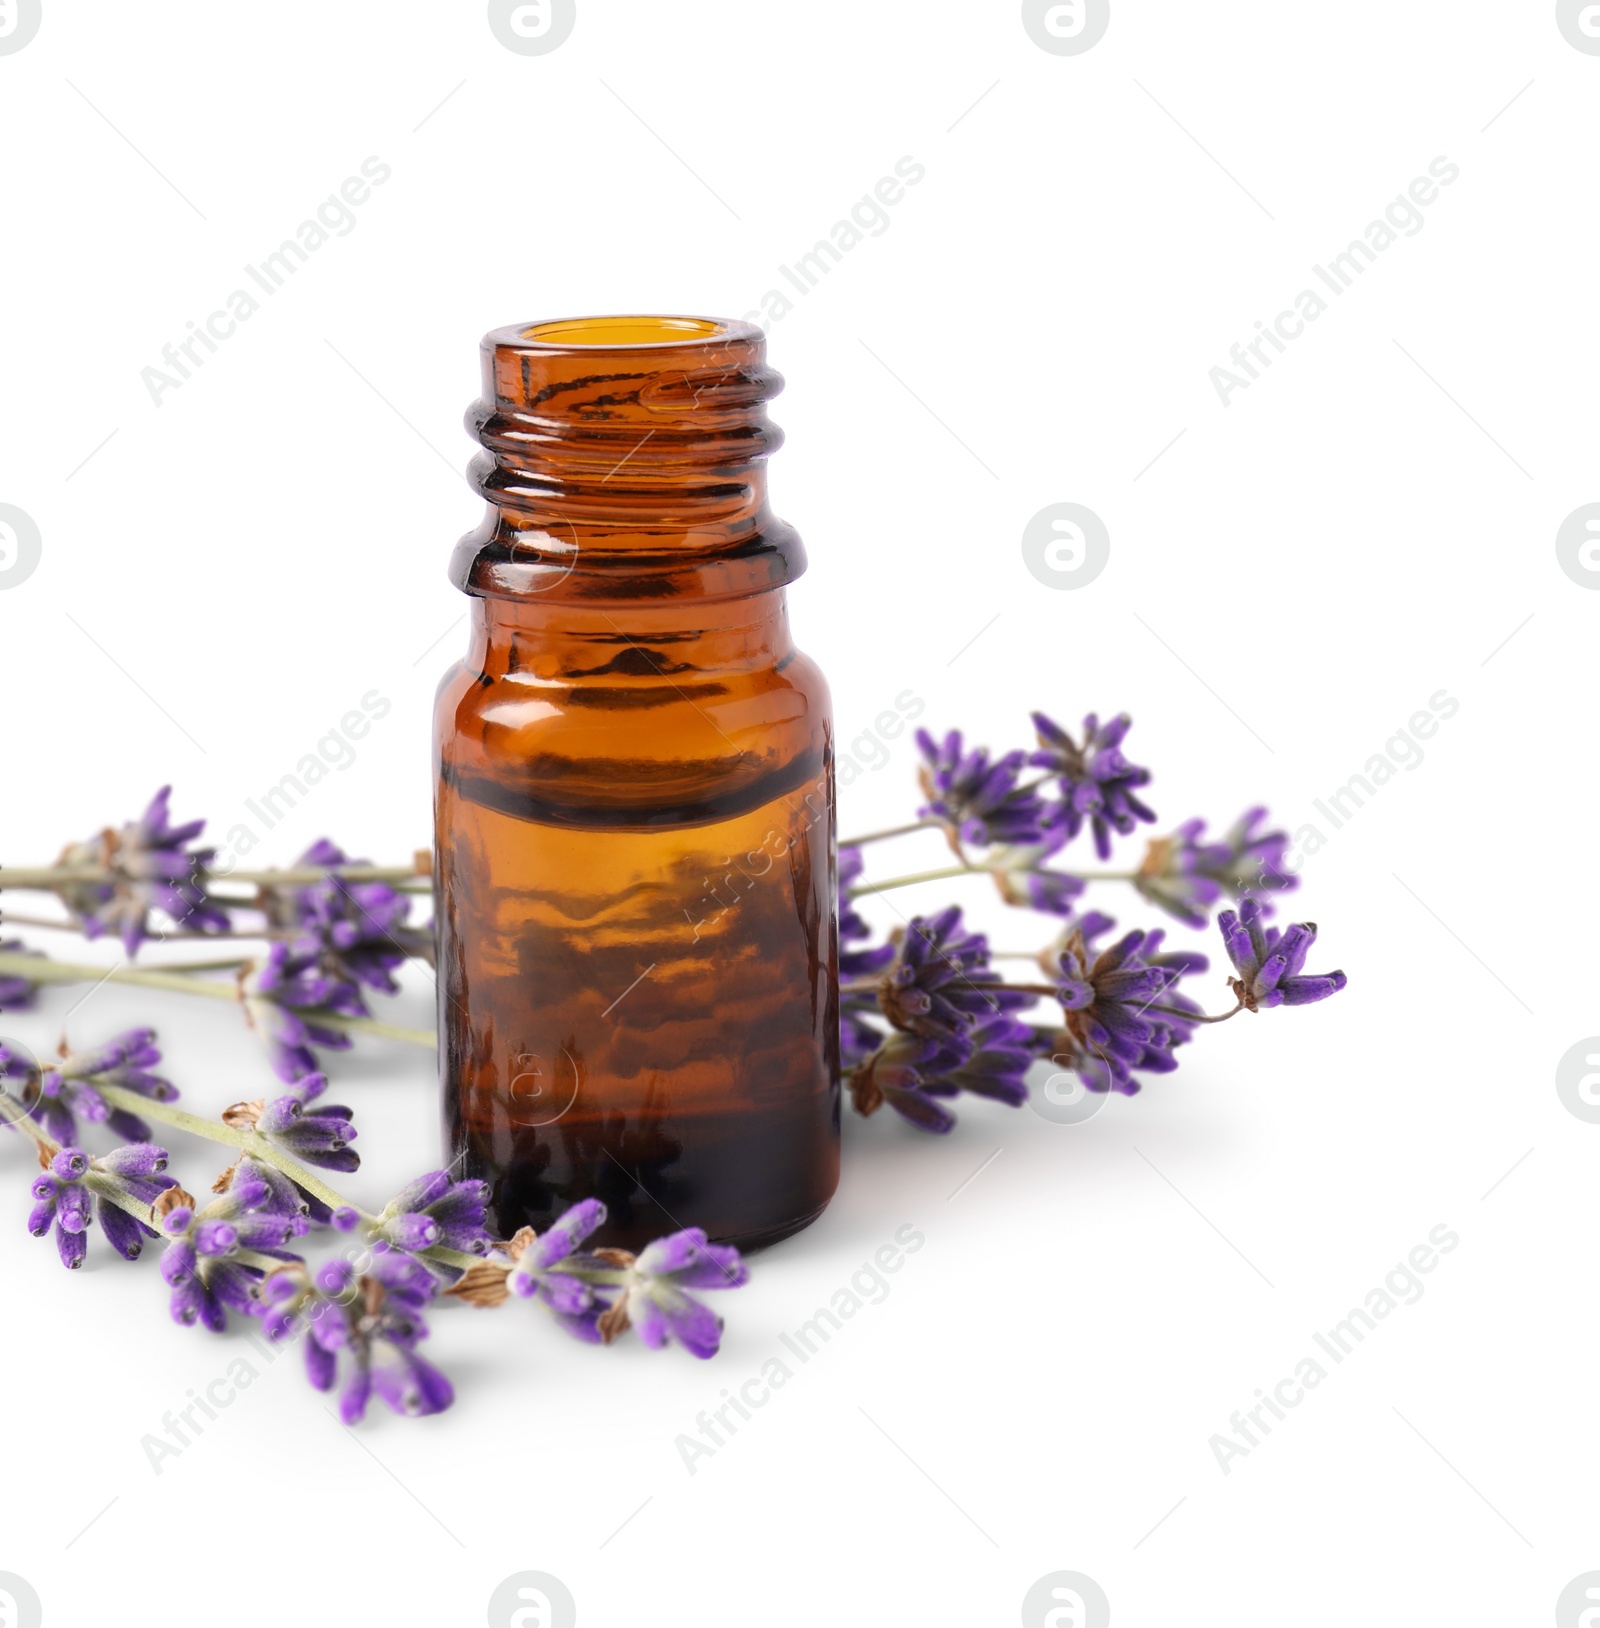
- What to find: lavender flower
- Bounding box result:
[240,942,364,1083]
[1030,712,1155,861]
[915,729,1053,850]
[505,1198,608,1339]
[848,1030,971,1133]
[371,1169,493,1261]
[600,1228,749,1359]
[1133,819,1231,929]
[27,1142,177,1269]
[874,906,1035,1040]
[159,1168,308,1331]
[850,1016,1036,1133]
[989,834,1088,917]
[263,1251,451,1423]
[1050,925,1209,1094]
[27,1028,177,1145]
[266,839,434,989]
[1219,897,1346,1011]
[0,940,45,1012]
[1206,808,1298,910]
[924,1015,1036,1109]
[54,786,230,955]
[222,1073,359,1174]
[1136,809,1298,928]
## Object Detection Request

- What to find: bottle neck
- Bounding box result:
[451,317,804,607]
[467,588,796,680]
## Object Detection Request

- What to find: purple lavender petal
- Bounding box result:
[304,1335,338,1392]
[97,1197,147,1260]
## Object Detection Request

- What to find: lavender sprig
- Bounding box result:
[50,786,230,955]
[1219,897,1346,1010]
[26,1142,178,1269]
[445,1201,751,1360]
[915,729,1054,850]
[262,1252,451,1424]
[157,1167,310,1331]
[12,1028,178,1145]
[263,839,436,989]
[1030,711,1156,860]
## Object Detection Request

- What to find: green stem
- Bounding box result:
[847,862,1144,902]
[1004,986,1245,1025]
[423,1243,492,1273]
[838,819,938,848]
[1146,1001,1245,1026]
[237,1248,293,1274]
[86,1171,173,1229]
[151,957,256,973]
[847,862,977,898]
[551,1263,631,1287]
[0,1087,51,1147]
[0,913,289,945]
[95,1085,359,1214]
[1,863,428,890]
[308,1012,435,1047]
[0,950,435,1047]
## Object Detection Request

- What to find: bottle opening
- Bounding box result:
[520,315,726,348]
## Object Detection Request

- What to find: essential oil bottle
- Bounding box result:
[434,317,839,1251]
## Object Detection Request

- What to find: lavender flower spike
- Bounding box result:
[159,1167,308,1331]
[240,942,366,1083]
[27,1143,177,1269]
[875,906,1035,1040]
[224,1073,359,1174]
[848,1031,970,1133]
[505,1199,608,1339]
[1134,818,1230,929]
[1052,925,1208,1094]
[1031,711,1156,861]
[989,832,1087,917]
[54,785,230,956]
[264,1253,450,1423]
[265,839,434,989]
[373,1169,494,1261]
[1219,897,1346,1011]
[1136,809,1298,928]
[604,1228,749,1359]
[31,1027,177,1145]
[915,729,1053,850]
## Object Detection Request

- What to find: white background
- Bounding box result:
[1,2,1597,1624]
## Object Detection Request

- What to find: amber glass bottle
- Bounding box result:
[434,316,838,1252]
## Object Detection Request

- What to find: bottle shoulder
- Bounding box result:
[434,632,833,829]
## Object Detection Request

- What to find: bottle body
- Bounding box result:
[434,317,839,1250]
